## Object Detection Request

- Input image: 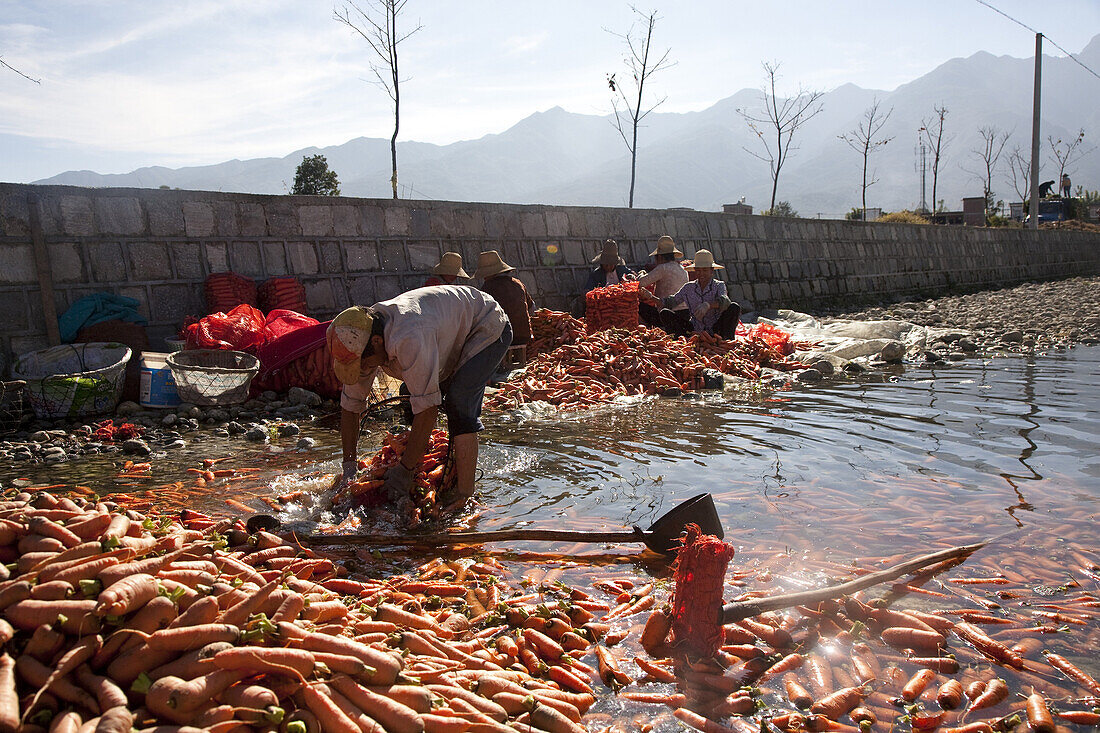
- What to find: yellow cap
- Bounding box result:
[328,306,374,385]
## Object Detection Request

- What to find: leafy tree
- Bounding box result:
[607,7,674,208]
[335,0,422,200]
[738,62,824,212]
[292,155,341,196]
[763,201,798,217]
[838,99,893,221]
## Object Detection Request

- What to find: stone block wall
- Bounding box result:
[0,184,1098,364]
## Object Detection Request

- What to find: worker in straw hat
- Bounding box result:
[327,286,512,515]
[639,249,740,340]
[637,235,689,328]
[584,239,636,294]
[475,250,535,347]
[423,251,470,288]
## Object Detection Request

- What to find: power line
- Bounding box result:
[973,0,1100,81]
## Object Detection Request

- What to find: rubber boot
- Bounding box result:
[443,432,478,510]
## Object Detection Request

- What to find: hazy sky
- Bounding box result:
[2,0,1098,182]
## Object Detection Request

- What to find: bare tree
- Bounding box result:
[838,99,893,220]
[962,126,1011,218]
[920,105,952,215]
[1006,145,1032,207]
[335,0,422,200]
[738,62,824,213]
[1046,129,1092,190]
[0,56,40,84]
[606,7,673,208]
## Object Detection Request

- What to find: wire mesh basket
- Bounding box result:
[0,380,27,436]
[12,342,132,420]
[166,349,260,406]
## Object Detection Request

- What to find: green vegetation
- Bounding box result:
[291,155,340,196]
[763,201,798,217]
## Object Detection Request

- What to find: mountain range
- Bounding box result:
[36,34,1100,217]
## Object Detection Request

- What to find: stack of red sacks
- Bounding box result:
[258,277,308,315]
[204,272,257,314]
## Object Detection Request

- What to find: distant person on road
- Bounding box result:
[639,249,740,340]
[423,252,469,288]
[1061,174,1072,198]
[636,235,689,328]
[475,250,534,348]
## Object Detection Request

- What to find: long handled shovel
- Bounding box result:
[280,492,724,556]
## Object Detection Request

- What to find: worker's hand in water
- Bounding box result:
[382,463,414,502]
[332,459,358,492]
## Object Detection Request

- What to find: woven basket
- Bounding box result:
[12,342,132,420]
[167,349,260,406]
[0,381,26,436]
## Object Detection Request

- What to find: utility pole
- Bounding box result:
[916,129,928,213]
[1029,33,1042,230]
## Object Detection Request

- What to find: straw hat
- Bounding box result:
[687,249,724,270]
[431,251,469,278]
[649,235,684,258]
[592,239,621,266]
[328,306,375,386]
[474,250,516,280]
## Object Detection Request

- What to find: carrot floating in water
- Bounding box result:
[1025,693,1055,733]
[936,679,964,710]
[967,677,1008,713]
[811,686,867,719]
[880,626,945,654]
[953,623,1023,669]
[1044,652,1100,695]
[1057,711,1100,725]
[784,674,814,709]
[901,668,937,702]
[618,691,687,708]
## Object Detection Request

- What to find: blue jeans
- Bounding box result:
[442,323,512,435]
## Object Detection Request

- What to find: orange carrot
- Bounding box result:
[937,679,964,710]
[673,707,750,733]
[784,674,814,709]
[634,656,678,683]
[148,624,240,652]
[95,573,158,616]
[762,652,804,679]
[967,678,1007,712]
[212,646,315,678]
[811,686,866,719]
[618,691,687,708]
[1057,711,1100,725]
[880,626,945,653]
[1026,693,1054,733]
[901,669,937,702]
[0,654,17,733]
[299,683,361,733]
[1044,652,1100,695]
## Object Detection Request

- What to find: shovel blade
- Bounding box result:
[642,493,724,554]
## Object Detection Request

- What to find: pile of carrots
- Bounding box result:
[1,481,1099,733]
[330,429,454,526]
[486,326,808,411]
[526,311,585,360]
[584,282,640,332]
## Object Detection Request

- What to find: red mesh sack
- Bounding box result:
[205,272,258,315]
[263,309,319,342]
[585,280,639,332]
[252,321,341,399]
[670,524,736,657]
[259,277,308,315]
[747,323,794,355]
[183,304,266,352]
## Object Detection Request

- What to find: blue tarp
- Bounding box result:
[58,293,147,343]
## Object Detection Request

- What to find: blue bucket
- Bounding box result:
[139,352,181,408]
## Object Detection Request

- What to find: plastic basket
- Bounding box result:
[12,342,132,420]
[0,380,26,436]
[167,349,260,406]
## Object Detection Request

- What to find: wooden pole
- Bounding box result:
[1029,33,1042,230]
[27,194,61,346]
[721,539,987,623]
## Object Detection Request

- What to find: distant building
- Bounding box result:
[722,202,753,215]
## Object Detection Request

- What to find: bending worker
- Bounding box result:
[639,249,740,339]
[328,286,511,510]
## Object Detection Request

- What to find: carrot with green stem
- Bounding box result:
[94,573,159,616]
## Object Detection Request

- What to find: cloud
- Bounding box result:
[502,32,550,56]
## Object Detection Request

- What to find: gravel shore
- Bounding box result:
[812,275,1100,353]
